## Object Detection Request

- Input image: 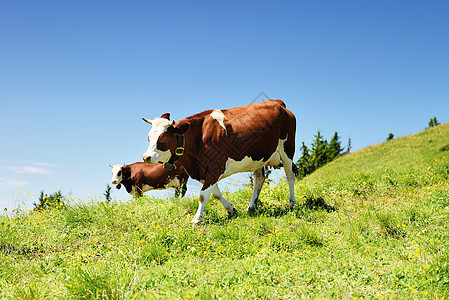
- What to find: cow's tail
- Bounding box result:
[292,163,299,177]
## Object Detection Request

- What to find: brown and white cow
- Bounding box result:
[142,99,297,223]
[109,162,188,197]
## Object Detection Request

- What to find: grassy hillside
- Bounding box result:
[1,124,448,299]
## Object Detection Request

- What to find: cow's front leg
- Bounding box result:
[211,184,237,214]
[191,185,213,224]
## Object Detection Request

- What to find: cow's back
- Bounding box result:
[201,100,295,162]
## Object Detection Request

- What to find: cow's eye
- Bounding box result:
[117,170,122,177]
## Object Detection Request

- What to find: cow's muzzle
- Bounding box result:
[143,155,154,165]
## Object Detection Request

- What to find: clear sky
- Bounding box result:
[1,0,448,211]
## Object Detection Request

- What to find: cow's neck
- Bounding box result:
[120,178,134,194]
[163,135,185,170]
[177,118,207,181]
[120,166,134,193]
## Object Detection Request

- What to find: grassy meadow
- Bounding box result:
[1,123,449,299]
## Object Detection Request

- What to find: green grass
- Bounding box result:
[1,123,449,299]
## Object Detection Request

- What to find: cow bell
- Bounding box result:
[116,183,122,190]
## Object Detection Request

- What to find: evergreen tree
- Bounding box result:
[327,132,344,162]
[427,117,440,129]
[311,130,328,170]
[387,133,394,141]
[346,137,352,154]
[296,131,346,179]
[104,184,112,202]
[297,142,312,179]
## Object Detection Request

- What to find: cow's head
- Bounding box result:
[110,164,124,189]
[142,113,190,165]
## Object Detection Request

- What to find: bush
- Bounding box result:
[33,190,66,211]
[427,117,440,129]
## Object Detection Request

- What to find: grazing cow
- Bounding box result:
[142,99,297,224]
[109,162,188,197]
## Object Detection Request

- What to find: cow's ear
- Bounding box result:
[172,120,190,135]
[160,113,171,120]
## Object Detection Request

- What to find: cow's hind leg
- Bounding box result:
[212,184,237,214]
[280,152,296,208]
[247,168,265,213]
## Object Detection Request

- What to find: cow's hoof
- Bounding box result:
[247,206,257,216]
[231,207,238,214]
[191,217,202,225]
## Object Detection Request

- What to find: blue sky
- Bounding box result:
[1,1,448,211]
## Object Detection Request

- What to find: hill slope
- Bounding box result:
[0,124,448,299]
[313,122,449,178]
[296,123,449,211]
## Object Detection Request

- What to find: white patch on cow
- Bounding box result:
[166,177,181,188]
[142,117,172,164]
[217,138,287,181]
[110,164,124,185]
[210,109,226,131]
[191,183,236,224]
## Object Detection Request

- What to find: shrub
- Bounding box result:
[104,184,112,202]
[33,190,65,211]
[427,117,440,129]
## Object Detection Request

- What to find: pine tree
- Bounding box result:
[104,184,112,202]
[297,142,312,179]
[427,117,440,129]
[346,137,352,155]
[295,131,347,179]
[327,132,344,162]
[311,130,328,170]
